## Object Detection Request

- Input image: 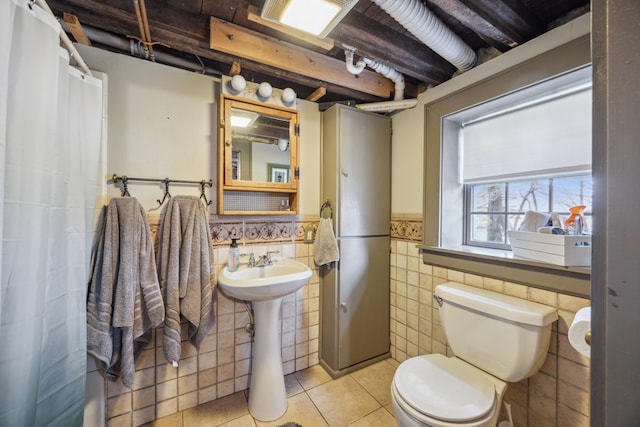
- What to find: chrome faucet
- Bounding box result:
[241,253,257,267]
[245,250,280,267]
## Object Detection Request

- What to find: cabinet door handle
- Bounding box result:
[341,169,348,177]
[339,302,347,311]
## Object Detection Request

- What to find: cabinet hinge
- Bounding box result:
[295,167,300,179]
[295,124,300,136]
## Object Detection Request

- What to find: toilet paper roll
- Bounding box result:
[568,307,591,358]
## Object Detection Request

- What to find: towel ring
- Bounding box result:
[320,200,333,219]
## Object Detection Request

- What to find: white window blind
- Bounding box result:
[462,89,592,182]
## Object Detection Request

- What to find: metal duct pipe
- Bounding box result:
[344,48,405,100]
[371,0,476,71]
[59,22,222,76]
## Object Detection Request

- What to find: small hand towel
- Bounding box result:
[313,218,340,266]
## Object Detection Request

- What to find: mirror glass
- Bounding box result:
[231,107,291,183]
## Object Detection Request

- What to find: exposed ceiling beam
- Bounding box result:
[47,0,395,102]
[426,0,518,49]
[452,0,545,46]
[210,17,395,99]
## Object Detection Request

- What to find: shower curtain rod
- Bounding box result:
[34,0,93,77]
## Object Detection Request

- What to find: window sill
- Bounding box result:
[418,244,591,298]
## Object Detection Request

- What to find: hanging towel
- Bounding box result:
[86,198,164,389]
[156,196,215,365]
[313,217,340,266]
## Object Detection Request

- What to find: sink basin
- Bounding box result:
[218,257,312,301]
[217,256,313,421]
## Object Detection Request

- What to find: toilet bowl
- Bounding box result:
[391,354,506,427]
[392,282,557,427]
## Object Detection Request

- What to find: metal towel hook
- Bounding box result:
[119,175,131,197]
[157,178,171,206]
[199,180,212,206]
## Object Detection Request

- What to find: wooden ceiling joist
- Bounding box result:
[229,61,241,76]
[210,17,394,99]
[306,87,327,102]
[63,12,91,45]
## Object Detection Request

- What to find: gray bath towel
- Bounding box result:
[156,196,215,365]
[86,198,164,389]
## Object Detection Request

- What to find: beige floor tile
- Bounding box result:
[142,412,182,427]
[216,414,257,427]
[384,359,400,369]
[348,407,396,426]
[255,392,329,427]
[285,373,305,396]
[350,361,396,406]
[182,391,248,427]
[293,365,333,390]
[383,404,395,416]
[307,376,381,427]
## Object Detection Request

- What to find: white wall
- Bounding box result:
[76,46,321,216]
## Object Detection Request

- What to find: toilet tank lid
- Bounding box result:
[435,282,558,326]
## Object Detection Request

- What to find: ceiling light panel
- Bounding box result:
[261,0,358,38]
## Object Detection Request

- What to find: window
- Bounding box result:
[456,70,592,250]
[465,175,593,249]
[421,35,592,296]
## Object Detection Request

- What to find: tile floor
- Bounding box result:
[144,359,399,427]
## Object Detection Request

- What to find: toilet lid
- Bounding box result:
[394,354,496,423]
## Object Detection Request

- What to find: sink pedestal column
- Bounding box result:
[248,297,287,421]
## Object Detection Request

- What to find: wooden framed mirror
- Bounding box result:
[218,94,300,214]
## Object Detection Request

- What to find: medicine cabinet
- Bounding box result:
[217,94,300,215]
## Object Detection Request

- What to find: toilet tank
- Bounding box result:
[435,282,557,383]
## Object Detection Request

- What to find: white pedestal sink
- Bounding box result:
[218,257,312,421]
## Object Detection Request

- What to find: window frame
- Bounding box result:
[420,35,592,298]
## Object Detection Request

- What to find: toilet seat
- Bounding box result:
[393,354,497,423]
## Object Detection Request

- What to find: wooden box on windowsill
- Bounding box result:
[508,230,592,267]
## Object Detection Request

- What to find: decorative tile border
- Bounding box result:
[390,214,423,242]
[149,213,423,246]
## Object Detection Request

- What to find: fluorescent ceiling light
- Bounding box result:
[280,0,341,36]
[261,0,358,38]
[231,110,259,127]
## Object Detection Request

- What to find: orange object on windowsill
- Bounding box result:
[564,205,586,227]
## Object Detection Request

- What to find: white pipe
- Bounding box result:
[344,50,366,74]
[371,0,476,71]
[362,57,405,100]
[344,48,405,100]
[356,98,417,113]
[34,0,93,76]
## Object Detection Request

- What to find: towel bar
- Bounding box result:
[320,200,333,219]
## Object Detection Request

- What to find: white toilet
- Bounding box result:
[391,282,557,427]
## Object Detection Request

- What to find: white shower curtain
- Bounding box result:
[0,1,103,426]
